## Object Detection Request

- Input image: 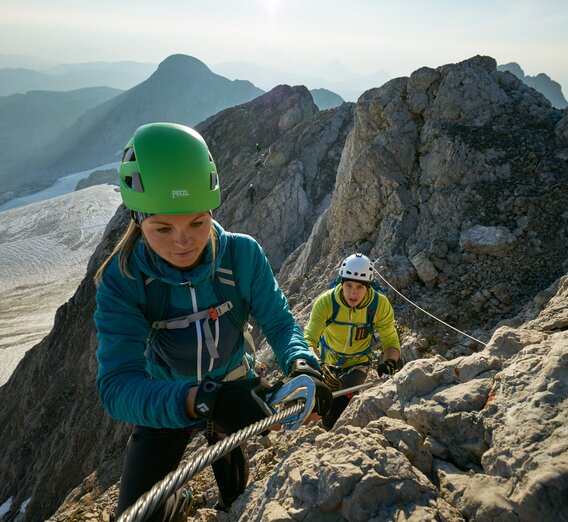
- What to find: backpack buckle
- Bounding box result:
[209,301,233,321]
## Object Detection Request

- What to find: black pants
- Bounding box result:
[322,367,368,430]
[116,425,248,521]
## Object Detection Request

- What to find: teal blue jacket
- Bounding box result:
[95,221,317,429]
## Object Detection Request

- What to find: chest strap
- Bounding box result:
[319,336,374,366]
[151,301,233,360]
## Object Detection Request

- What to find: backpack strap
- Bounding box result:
[142,276,171,324]
[320,288,381,364]
[366,290,380,347]
[212,233,250,331]
[325,291,341,327]
[212,233,256,364]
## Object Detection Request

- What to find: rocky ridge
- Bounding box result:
[199,84,354,271]
[283,55,568,356]
[0,55,567,521]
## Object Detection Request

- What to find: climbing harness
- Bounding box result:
[142,232,259,378]
[370,260,487,348]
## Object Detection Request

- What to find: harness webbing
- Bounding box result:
[141,233,256,367]
[150,301,235,360]
[320,289,379,365]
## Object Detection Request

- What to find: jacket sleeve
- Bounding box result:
[94,258,195,429]
[303,292,332,355]
[374,293,401,352]
[236,235,320,374]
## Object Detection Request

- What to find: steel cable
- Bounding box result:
[117,402,304,522]
[372,261,487,347]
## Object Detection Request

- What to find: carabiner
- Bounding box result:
[266,375,315,430]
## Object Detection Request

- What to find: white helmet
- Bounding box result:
[339,253,373,283]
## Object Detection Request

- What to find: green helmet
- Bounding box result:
[119,122,220,214]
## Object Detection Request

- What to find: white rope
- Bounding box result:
[371,261,487,347]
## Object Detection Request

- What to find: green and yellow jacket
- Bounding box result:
[304,284,400,368]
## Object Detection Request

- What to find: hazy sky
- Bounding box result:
[1,0,567,91]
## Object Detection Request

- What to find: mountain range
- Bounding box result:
[211,59,390,102]
[0,55,264,199]
[0,60,156,95]
[1,53,566,208]
[0,86,120,197]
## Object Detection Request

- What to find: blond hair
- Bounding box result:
[94,220,217,286]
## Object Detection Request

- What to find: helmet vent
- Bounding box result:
[210,171,219,190]
[121,147,136,163]
[339,253,373,283]
[124,172,144,193]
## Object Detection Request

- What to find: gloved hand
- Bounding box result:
[376,358,398,377]
[194,377,272,434]
[321,363,342,391]
[288,359,333,417]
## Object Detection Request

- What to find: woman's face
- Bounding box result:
[342,280,368,308]
[141,212,212,270]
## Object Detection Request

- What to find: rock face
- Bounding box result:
[199,84,354,271]
[0,55,567,522]
[459,225,516,257]
[228,274,568,522]
[285,55,568,352]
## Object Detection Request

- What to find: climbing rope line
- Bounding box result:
[116,402,305,522]
[372,261,487,347]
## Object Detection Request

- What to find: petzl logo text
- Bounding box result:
[171,189,190,198]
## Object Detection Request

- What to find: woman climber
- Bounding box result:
[94,122,332,520]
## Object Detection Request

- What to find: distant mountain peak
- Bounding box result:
[497,61,567,108]
[157,54,211,75]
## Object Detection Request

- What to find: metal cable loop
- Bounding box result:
[117,402,304,522]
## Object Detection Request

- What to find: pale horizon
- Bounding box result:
[1,0,567,93]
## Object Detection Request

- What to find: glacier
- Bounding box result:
[0,184,122,386]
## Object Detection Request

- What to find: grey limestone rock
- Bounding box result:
[410,251,439,284]
[459,225,516,256]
